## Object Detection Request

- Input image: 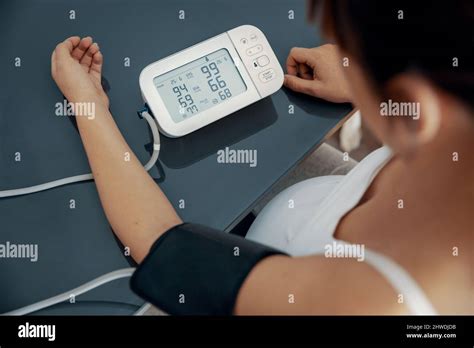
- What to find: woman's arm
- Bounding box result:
[234,254,405,315]
[51,37,181,263]
[75,99,181,262]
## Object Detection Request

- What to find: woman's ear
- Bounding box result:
[381,73,441,156]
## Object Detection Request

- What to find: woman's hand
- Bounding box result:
[284,44,352,103]
[51,36,109,108]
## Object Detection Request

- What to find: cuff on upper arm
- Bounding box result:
[130,223,287,315]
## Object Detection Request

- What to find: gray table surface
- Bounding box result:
[0,0,351,314]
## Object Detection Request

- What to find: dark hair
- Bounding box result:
[311,0,474,109]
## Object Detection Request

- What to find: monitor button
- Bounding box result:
[246,44,263,56]
[259,68,276,83]
[256,55,270,67]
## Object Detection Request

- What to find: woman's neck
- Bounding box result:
[402,104,474,190]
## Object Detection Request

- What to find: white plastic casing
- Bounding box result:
[139,25,284,137]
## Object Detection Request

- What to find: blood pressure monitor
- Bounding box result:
[139,25,284,137]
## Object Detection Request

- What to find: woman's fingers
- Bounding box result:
[286,47,315,75]
[53,36,80,61]
[71,36,93,61]
[62,36,81,52]
[297,63,313,79]
[90,51,103,79]
[284,74,321,97]
[284,44,352,103]
[80,42,100,70]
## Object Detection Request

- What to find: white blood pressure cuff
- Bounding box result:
[130,223,287,315]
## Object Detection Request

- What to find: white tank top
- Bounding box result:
[246,146,437,315]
